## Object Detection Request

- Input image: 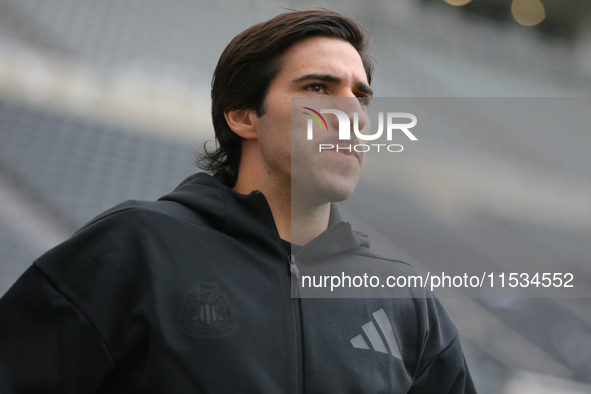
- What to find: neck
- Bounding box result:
[233,170,330,246]
[290,200,331,245]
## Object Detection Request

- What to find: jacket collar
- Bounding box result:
[160,172,369,258]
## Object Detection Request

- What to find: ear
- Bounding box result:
[224,109,259,140]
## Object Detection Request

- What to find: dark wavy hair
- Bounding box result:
[197,9,374,186]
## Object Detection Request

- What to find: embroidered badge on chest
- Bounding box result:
[178,282,238,338]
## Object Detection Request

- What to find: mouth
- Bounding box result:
[329,145,359,160]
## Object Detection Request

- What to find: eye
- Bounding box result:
[357,95,371,107]
[305,84,327,94]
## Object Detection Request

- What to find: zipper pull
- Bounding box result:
[289,254,301,297]
[289,254,299,277]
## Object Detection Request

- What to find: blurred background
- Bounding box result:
[0,0,590,392]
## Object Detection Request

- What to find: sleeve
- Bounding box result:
[407,335,477,394]
[0,264,115,393]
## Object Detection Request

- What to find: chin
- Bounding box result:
[323,177,359,200]
[293,175,359,206]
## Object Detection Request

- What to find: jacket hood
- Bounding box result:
[158,172,370,259]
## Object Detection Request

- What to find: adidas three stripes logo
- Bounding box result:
[350,308,402,359]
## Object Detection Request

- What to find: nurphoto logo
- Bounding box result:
[303,107,418,153]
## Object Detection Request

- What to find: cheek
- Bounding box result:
[258,118,292,171]
[291,132,318,166]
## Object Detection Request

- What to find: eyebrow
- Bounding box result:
[292,73,373,97]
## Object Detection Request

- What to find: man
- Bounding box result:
[0,9,476,393]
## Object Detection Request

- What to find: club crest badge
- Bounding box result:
[179,282,238,338]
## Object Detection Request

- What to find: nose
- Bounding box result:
[337,93,368,135]
[321,96,369,141]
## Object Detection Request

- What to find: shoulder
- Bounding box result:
[33,199,210,299]
[76,199,207,234]
[353,246,417,272]
[352,246,430,294]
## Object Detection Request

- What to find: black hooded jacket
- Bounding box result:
[0,172,476,393]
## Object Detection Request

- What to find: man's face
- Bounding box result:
[256,36,372,206]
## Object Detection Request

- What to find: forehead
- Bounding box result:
[277,36,368,85]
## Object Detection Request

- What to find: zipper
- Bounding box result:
[255,191,304,394]
[291,261,304,394]
[288,255,303,394]
[289,254,301,298]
